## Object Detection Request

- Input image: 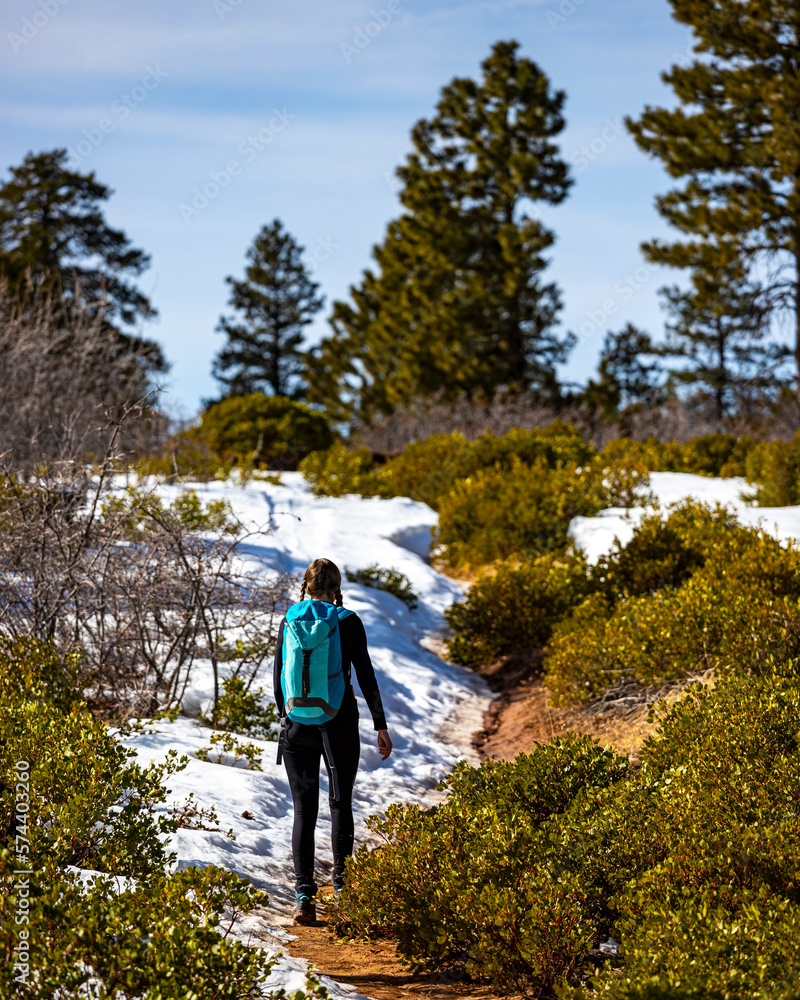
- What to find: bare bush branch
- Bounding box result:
[0,279,167,470]
[0,281,293,718]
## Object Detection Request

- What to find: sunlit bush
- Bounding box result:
[545,523,800,704]
[337,734,629,994]
[590,500,740,601]
[196,392,334,470]
[445,501,800,679]
[445,555,590,668]
[600,433,757,479]
[300,442,387,498]
[0,636,276,997]
[338,670,800,998]
[303,422,597,512]
[745,431,800,506]
[435,457,649,572]
[345,564,419,609]
[378,431,472,509]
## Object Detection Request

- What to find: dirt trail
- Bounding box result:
[475,672,657,762]
[286,893,498,1000]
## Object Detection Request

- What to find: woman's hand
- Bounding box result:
[377,729,393,760]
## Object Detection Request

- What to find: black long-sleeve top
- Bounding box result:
[273,611,388,731]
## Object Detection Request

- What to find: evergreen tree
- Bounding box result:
[660,250,789,422]
[0,150,156,329]
[213,220,323,399]
[306,41,572,424]
[584,324,663,420]
[0,148,166,380]
[627,1,800,406]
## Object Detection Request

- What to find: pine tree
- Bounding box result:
[213,220,323,399]
[305,40,572,425]
[627,1,800,407]
[0,148,165,378]
[584,324,663,420]
[660,251,789,423]
[0,149,153,326]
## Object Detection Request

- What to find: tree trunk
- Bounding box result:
[796,246,800,418]
[716,320,726,426]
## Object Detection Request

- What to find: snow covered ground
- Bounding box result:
[121,469,800,996]
[122,472,491,997]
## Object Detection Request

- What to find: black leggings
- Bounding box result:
[281,695,361,897]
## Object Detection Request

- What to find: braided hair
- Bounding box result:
[301,558,343,606]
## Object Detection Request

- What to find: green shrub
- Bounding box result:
[547,516,800,704]
[642,660,800,775]
[0,639,182,875]
[600,436,665,471]
[444,555,590,668]
[745,431,800,506]
[300,442,387,497]
[443,502,731,671]
[302,422,595,512]
[0,636,276,996]
[569,673,800,999]
[135,431,234,482]
[573,892,800,1000]
[464,422,595,474]
[195,392,334,470]
[600,434,757,479]
[666,433,741,477]
[339,670,800,998]
[373,422,594,512]
[345,564,418,609]
[301,425,649,572]
[338,735,629,993]
[0,634,82,714]
[199,675,278,739]
[717,435,758,478]
[378,432,472,509]
[195,731,265,770]
[0,851,275,998]
[382,424,599,519]
[546,578,800,706]
[435,458,648,572]
[443,501,796,676]
[590,501,740,602]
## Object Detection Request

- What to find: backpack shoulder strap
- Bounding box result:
[336,607,356,687]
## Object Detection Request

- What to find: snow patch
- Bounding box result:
[569,471,800,564]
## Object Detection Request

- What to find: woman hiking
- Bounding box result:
[273,557,393,925]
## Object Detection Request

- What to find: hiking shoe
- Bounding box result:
[293,896,316,926]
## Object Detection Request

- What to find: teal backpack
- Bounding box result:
[276,600,355,799]
[280,600,354,723]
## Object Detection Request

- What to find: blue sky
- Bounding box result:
[1,0,694,417]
